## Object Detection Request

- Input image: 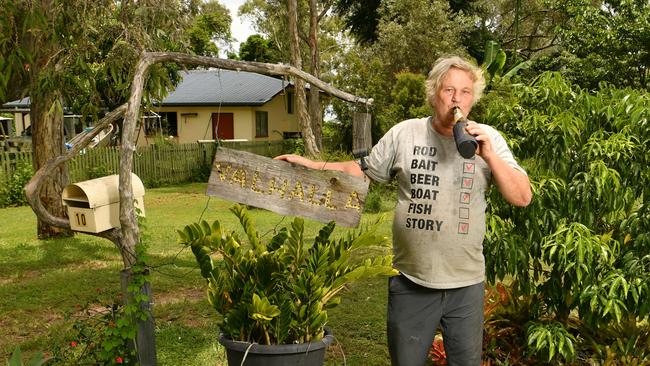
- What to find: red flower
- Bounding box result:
[70,341,77,347]
[115,356,123,364]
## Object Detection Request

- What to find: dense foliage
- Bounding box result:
[480,73,650,363]
[535,0,650,90]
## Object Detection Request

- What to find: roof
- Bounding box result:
[2,97,30,108]
[159,69,293,106]
[2,70,293,109]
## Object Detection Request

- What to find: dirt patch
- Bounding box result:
[146,193,205,207]
[0,270,44,285]
[68,260,113,271]
[155,287,205,306]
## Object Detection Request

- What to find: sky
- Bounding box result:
[220,0,256,56]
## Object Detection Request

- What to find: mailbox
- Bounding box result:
[62,174,145,233]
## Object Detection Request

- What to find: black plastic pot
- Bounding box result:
[218,328,335,366]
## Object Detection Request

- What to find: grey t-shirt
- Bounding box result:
[364,117,525,289]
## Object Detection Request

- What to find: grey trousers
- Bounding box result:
[387,275,484,366]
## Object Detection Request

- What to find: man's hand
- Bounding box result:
[464,121,532,207]
[274,154,314,169]
[465,121,493,159]
[274,154,365,178]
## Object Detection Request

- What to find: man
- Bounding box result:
[276,55,532,365]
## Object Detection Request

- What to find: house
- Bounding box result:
[0,116,13,139]
[0,97,100,142]
[143,69,299,146]
[1,98,30,137]
[1,69,301,146]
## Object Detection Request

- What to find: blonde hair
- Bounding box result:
[425,56,485,107]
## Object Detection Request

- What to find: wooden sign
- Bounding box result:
[207,147,369,227]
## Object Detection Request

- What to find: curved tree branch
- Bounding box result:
[24,103,128,239]
[138,52,373,106]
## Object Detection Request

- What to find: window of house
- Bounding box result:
[255,111,268,137]
[0,118,11,138]
[145,112,178,136]
[287,92,294,114]
[160,112,178,136]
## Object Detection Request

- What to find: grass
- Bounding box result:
[0,182,395,365]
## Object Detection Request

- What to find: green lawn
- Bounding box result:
[0,182,395,365]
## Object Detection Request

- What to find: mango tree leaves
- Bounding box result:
[480,71,650,362]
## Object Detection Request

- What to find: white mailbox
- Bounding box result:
[62,174,145,233]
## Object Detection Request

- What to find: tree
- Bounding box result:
[287,0,320,157]
[329,0,471,142]
[0,0,229,238]
[241,0,341,155]
[374,0,469,77]
[239,34,281,63]
[240,0,292,59]
[186,1,232,57]
[0,0,106,238]
[535,0,650,90]
[334,0,382,45]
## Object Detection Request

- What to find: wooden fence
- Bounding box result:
[0,140,286,187]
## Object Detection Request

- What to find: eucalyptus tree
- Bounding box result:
[240,0,342,156]
[0,0,230,238]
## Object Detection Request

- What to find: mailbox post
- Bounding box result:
[62,173,156,365]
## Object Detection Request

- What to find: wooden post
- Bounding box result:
[353,112,372,152]
[121,269,157,366]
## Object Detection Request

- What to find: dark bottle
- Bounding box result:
[452,107,478,159]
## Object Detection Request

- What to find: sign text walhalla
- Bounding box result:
[207,147,369,227]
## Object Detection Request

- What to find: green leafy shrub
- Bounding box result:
[0,159,33,207]
[87,164,112,180]
[177,204,397,345]
[526,321,576,363]
[281,138,304,155]
[48,300,137,366]
[479,72,650,363]
[190,162,211,182]
[363,181,396,213]
[363,187,383,213]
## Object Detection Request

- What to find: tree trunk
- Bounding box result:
[288,0,320,158]
[30,92,73,239]
[308,0,323,151]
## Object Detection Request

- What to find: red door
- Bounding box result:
[211,113,234,140]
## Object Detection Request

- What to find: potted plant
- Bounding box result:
[177,204,397,365]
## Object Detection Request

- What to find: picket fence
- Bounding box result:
[0,140,285,187]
